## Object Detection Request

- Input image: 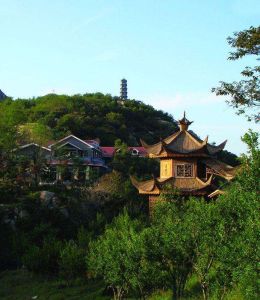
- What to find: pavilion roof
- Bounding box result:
[140,113,227,157]
[202,158,238,180]
[130,175,214,195]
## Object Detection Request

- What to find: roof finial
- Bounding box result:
[178,111,193,131]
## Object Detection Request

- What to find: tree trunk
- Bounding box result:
[172,280,178,300]
[115,287,124,300]
[201,282,209,300]
[138,286,147,300]
[220,285,226,300]
[112,287,121,300]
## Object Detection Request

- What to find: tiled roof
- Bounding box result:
[18,143,51,152]
[203,158,238,180]
[131,175,213,195]
[141,130,226,157]
[140,113,227,157]
[48,135,101,151]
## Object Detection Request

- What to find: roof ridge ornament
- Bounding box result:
[202,136,209,146]
[178,111,193,131]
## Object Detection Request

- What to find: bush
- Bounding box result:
[88,211,145,300]
[22,237,63,274]
[59,240,86,281]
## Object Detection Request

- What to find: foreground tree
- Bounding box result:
[214,130,260,300]
[87,211,144,300]
[212,26,260,122]
[144,197,194,300]
[59,240,86,283]
[184,199,221,300]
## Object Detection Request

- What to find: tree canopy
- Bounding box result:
[212,26,260,122]
[0,93,177,147]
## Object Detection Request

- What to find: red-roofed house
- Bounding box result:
[101,146,147,159]
[16,134,148,185]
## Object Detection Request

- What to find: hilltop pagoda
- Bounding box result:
[131,113,237,211]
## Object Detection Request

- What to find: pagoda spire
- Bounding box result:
[120,78,127,100]
[178,111,193,131]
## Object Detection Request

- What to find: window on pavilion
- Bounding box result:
[176,164,193,177]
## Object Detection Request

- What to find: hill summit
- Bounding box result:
[0,92,178,146]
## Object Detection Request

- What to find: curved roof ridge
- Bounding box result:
[207,140,227,155]
[208,189,225,198]
[195,174,213,186]
[130,175,141,189]
[130,176,156,192]
[156,176,172,184]
[140,138,150,148]
[161,130,209,155]
[202,158,237,180]
[140,139,163,155]
[163,130,181,144]
[185,130,205,147]
[202,136,209,146]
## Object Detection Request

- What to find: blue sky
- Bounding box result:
[0,0,259,154]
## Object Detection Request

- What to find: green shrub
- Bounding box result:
[59,240,86,281]
[22,244,41,272]
[22,237,63,274]
[77,225,92,249]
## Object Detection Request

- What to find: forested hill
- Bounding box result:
[0,93,178,146]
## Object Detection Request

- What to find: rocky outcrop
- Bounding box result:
[0,191,70,231]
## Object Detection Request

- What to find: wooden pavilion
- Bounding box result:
[131,113,237,211]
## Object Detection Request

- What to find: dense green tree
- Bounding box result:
[184,199,220,300]
[212,26,260,122]
[239,130,260,191]
[22,237,63,274]
[213,130,260,300]
[214,187,259,300]
[59,240,86,282]
[144,199,194,300]
[111,139,159,178]
[87,211,143,300]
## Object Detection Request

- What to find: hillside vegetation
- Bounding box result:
[0,93,177,146]
[0,25,258,300]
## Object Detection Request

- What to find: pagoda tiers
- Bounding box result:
[131,113,237,210]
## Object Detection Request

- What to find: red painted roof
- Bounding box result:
[101,147,147,158]
[101,147,115,157]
